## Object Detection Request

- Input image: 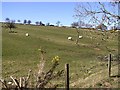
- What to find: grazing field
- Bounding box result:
[2,24,119,88]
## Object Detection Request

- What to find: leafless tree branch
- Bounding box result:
[74,2,119,26]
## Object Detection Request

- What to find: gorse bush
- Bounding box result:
[0,48,64,89]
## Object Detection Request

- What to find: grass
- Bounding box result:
[2,24,119,88]
[70,65,118,88]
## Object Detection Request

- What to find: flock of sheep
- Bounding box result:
[25,29,119,40]
[67,36,83,40]
[25,32,83,41]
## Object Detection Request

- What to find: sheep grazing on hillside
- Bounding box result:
[68,36,72,40]
[25,33,29,37]
[116,30,120,32]
[78,36,83,39]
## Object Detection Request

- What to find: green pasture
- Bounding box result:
[2,24,119,87]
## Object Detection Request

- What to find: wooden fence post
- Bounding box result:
[108,54,112,77]
[65,64,69,90]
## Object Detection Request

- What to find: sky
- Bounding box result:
[2,2,78,26]
[1,1,118,26]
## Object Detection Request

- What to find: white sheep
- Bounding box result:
[116,30,120,32]
[78,36,83,39]
[68,36,72,40]
[25,33,29,37]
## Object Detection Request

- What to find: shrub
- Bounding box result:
[0,48,64,89]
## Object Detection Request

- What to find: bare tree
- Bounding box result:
[28,20,32,25]
[17,20,21,23]
[71,22,79,28]
[74,1,120,27]
[5,18,10,22]
[23,20,27,25]
[4,19,16,31]
[35,21,39,25]
[56,21,60,26]
[74,1,120,54]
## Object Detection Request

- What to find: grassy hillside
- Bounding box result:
[2,24,119,88]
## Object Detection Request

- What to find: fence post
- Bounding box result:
[65,64,69,90]
[108,54,112,77]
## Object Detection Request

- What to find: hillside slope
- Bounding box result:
[2,24,119,88]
